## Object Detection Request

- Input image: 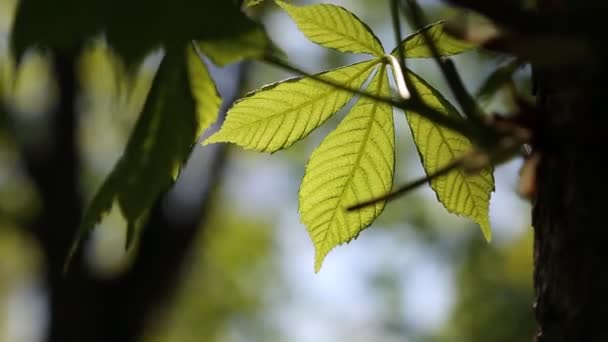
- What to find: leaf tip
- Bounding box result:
[125,221,136,250]
[202,132,225,146]
[62,237,81,276]
[314,248,328,273]
[480,220,492,242]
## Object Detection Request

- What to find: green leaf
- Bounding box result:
[404,69,494,240]
[391,21,475,58]
[197,27,283,67]
[66,45,221,267]
[277,1,384,57]
[299,65,394,272]
[10,0,103,58]
[205,59,379,152]
[11,0,266,66]
[187,46,222,135]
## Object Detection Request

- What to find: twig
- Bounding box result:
[349,133,527,211]
[348,158,463,211]
[389,0,418,102]
[402,0,485,127]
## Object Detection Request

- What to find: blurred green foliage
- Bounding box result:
[434,231,535,342]
[0,225,41,342]
[0,1,537,341]
[11,0,267,65]
[145,209,279,342]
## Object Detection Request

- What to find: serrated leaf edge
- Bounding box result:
[390,20,475,57]
[299,65,394,272]
[405,69,494,240]
[277,1,385,57]
[204,59,381,151]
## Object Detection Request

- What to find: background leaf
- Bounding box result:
[0,55,13,125]
[404,69,494,240]
[476,58,524,102]
[205,59,379,152]
[197,27,283,67]
[278,1,384,57]
[391,21,474,58]
[188,46,222,135]
[68,45,221,263]
[299,65,394,272]
[11,0,267,66]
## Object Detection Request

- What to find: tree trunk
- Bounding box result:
[532,10,608,340]
[439,1,608,336]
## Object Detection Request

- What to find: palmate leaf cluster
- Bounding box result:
[6,0,496,271]
[206,1,494,271]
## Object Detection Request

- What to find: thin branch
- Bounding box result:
[262,55,476,138]
[349,132,526,211]
[390,0,406,78]
[386,54,410,99]
[389,0,418,102]
[403,0,486,127]
[348,158,463,211]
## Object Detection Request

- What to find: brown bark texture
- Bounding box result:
[533,50,608,342]
[530,0,608,340]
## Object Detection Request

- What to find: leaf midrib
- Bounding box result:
[417,106,486,222]
[299,5,384,56]
[322,66,386,243]
[220,61,378,134]
[408,71,487,222]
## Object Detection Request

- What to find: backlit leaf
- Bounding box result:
[391,21,474,58]
[404,69,494,240]
[277,1,384,57]
[205,59,379,152]
[67,45,221,266]
[187,46,222,136]
[299,65,394,272]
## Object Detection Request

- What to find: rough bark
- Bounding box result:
[444,0,608,339]
[532,43,608,342]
